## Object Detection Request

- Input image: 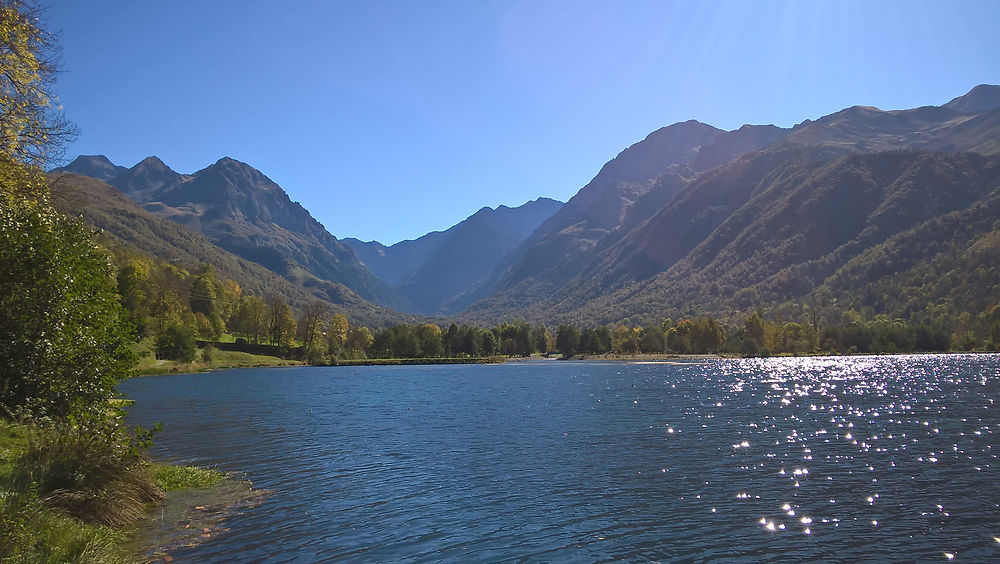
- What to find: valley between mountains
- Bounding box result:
[51,84,1000,335]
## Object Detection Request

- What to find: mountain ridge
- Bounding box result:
[53,84,1000,332]
[54,154,413,312]
[344,197,562,314]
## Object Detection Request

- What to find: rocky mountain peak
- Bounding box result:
[51,154,126,181]
[944,84,1000,114]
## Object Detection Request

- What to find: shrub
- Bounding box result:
[155,323,196,362]
[11,416,164,528]
[0,199,136,418]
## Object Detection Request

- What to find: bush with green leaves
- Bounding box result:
[0,198,136,419]
[155,322,197,362]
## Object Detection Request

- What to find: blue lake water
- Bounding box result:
[120,355,1000,562]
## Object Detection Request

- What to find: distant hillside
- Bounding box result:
[344,197,562,314]
[55,155,412,312]
[775,84,1000,154]
[549,149,1000,326]
[47,172,402,326]
[447,120,789,315]
[53,84,1000,333]
[455,84,1000,326]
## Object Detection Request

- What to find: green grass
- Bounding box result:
[0,420,29,472]
[137,348,302,375]
[0,420,134,563]
[1,419,234,561]
[153,463,226,491]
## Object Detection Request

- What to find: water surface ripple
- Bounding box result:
[121,355,1000,562]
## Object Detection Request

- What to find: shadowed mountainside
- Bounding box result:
[542,149,1000,326]
[454,84,1000,325]
[53,84,1000,328]
[55,155,413,312]
[47,172,401,326]
[344,197,562,314]
[444,120,790,315]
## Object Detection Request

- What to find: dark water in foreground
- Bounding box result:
[121,355,1000,562]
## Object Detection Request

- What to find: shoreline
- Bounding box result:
[134,350,1000,377]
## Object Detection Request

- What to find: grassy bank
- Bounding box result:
[0,419,227,562]
[137,346,303,375]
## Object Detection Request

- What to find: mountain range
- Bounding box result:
[52,84,1000,329]
[343,197,561,314]
[51,156,564,318]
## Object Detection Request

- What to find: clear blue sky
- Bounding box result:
[47,0,1000,245]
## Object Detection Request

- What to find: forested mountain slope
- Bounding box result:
[548,150,1000,327]
[456,85,1000,326]
[55,155,412,312]
[47,172,401,326]
[445,121,790,314]
[52,85,1000,331]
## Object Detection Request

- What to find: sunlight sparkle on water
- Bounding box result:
[122,354,1000,561]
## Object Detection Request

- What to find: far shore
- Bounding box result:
[135,350,998,377]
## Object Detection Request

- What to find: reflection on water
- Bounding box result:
[121,355,1000,561]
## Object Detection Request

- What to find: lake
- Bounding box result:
[121,355,1000,562]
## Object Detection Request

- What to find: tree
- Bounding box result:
[667,320,691,353]
[267,297,296,349]
[612,325,640,355]
[579,327,609,354]
[480,329,499,356]
[688,317,725,353]
[189,265,221,319]
[640,325,665,353]
[328,312,349,354]
[532,325,553,354]
[297,301,329,361]
[155,323,196,362]
[116,259,150,317]
[555,325,581,358]
[0,201,135,417]
[345,326,373,357]
[745,311,766,346]
[0,0,75,172]
[232,295,267,344]
[416,324,444,358]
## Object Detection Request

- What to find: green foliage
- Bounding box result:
[0,419,154,563]
[612,325,640,355]
[328,312,348,353]
[115,258,150,316]
[531,325,553,354]
[297,300,329,363]
[155,323,196,362]
[231,294,268,344]
[345,325,373,357]
[267,297,296,348]
[579,326,612,354]
[0,495,131,564]
[153,463,224,492]
[415,323,444,358]
[189,264,222,318]
[0,197,136,418]
[639,325,665,353]
[555,325,580,358]
[11,416,163,528]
